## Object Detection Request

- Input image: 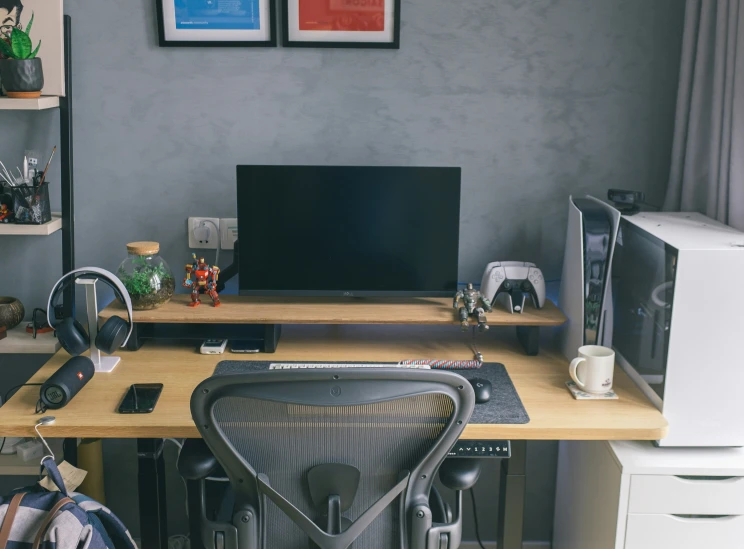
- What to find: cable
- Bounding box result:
[399,359,482,369]
[471,326,484,363]
[167,534,190,549]
[469,487,488,549]
[4,383,42,405]
[165,438,183,450]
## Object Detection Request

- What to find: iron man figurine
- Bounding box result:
[183,253,221,307]
[0,203,12,223]
[453,283,492,332]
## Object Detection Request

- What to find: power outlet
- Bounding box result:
[188,217,220,249]
[220,218,238,250]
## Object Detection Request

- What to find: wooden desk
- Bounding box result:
[0,325,667,440]
[0,324,667,549]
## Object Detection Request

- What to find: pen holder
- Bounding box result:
[11,182,51,225]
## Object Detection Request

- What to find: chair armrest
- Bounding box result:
[439,459,481,491]
[177,439,223,480]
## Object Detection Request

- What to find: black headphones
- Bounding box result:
[46,267,134,356]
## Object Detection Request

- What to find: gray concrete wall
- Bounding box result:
[0,0,685,543]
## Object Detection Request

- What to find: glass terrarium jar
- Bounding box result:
[117,242,175,310]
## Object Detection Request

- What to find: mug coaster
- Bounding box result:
[566,381,618,400]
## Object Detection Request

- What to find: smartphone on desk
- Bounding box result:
[118,383,163,414]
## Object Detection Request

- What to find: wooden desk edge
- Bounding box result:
[0,421,669,441]
[99,296,567,327]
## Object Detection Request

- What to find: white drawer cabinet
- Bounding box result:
[628,475,744,515]
[624,514,744,549]
[553,441,744,549]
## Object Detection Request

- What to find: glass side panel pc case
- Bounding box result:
[235,166,461,297]
[608,212,744,448]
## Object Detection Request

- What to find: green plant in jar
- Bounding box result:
[117,242,175,310]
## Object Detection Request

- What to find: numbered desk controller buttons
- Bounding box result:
[449,440,511,458]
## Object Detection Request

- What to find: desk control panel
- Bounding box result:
[449,440,511,459]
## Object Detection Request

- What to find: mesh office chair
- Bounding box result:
[179,368,478,549]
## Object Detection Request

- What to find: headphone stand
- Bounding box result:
[76,278,120,373]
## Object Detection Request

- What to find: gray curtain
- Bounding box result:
[664,0,744,230]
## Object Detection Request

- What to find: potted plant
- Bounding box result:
[0,12,43,98]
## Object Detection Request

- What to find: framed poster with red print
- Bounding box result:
[282,0,400,49]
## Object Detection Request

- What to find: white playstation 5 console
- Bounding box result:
[558,196,620,359]
[480,261,546,314]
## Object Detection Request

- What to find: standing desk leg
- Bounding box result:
[138,439,168,549]
[497,440,526,549]
[63,438,78,467]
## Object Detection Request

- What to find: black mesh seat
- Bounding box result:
[184,368,476,549]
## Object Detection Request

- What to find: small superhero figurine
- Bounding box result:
[183,253,221,308]
[0,203,12,223]
[453,283,492,332]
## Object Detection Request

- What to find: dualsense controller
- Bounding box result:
[480,261,546,314]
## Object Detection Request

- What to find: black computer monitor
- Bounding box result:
[236,165,461,297]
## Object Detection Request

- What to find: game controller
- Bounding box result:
[480,261,546,314]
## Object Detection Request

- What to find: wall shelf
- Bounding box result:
[1,15,75,344]
[0,214,62,236]
[0,325,60,355]
[0,96,60,110]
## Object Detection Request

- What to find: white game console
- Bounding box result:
[480,261,546,314]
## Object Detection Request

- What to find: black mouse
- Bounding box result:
[469,378,492,404]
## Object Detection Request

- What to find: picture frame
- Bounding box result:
[156,0,277,47]
[282,0,400,49]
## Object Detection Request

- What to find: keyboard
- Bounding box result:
[269,363,431,370]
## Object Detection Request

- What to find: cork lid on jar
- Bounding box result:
[127,241,160,256]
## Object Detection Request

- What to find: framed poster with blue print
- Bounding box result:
[156,0,276,47]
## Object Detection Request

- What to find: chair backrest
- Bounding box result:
[191,368,475,549]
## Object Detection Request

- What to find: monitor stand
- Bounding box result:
[215,240,239,294]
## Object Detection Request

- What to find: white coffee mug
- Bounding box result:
[569,345,615,394]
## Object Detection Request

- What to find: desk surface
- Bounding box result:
[99,295,567,327]
[0,325,668,440]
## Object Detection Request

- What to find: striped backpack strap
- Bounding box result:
[0,493,26,549]
[31,496,74,549]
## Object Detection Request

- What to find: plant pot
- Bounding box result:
[0,58,44,98]
[0,297,24,330]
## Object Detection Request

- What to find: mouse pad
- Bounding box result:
[214,361,530,425]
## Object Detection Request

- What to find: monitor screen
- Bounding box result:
[236,165,461,296]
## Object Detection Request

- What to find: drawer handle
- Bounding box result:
[674,475,740,482]
[671,514,737,522]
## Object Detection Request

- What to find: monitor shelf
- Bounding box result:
[101,295,565,355]
[101,295,565,327]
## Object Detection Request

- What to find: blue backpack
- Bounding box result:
[0,458,136,549]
